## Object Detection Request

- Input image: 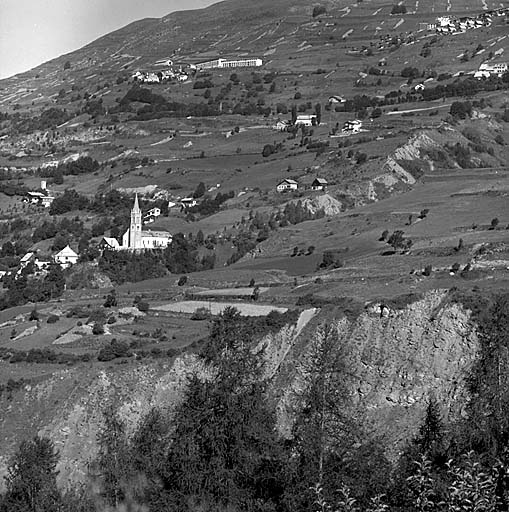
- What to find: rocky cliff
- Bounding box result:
[0,290,478,488]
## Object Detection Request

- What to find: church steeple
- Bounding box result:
[128,193,142,249]
[133,193,141,214]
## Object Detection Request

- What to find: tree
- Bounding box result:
[286,325,368,510]
[315,103,322,125]
[192,182,206,199]
[450,101,472,120]
[2,436,61,512]
[103,289,117,308]
[291,104,297,125]
[312,5,327,17]
[160,309,286,510]
[63,60,71,70]
[490,218,499,230]
[95,411,132,508]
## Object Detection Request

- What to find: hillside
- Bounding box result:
[0,0,509,509]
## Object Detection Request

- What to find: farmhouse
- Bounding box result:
[311,178,328,191]
[277,179,298,192]
[53,245,79,269]
[23,191,54,208]
[295,114,317,127]
[196,58,262,70]
[121,195,172,250]
[342,120,362,133]
[144,207,161,224]
[273,120,290,131]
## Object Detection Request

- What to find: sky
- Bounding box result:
[0,0,216,79]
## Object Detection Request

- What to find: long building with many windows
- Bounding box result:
[195,58,262,70]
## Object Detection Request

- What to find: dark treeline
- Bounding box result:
[98,233,215,284]
[0,264,65,310]
[2,295,509,511]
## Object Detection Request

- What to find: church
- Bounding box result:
[121,194,172,250]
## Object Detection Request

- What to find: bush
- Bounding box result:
[312,5,327,17]
[191,307,211,321]
[29,309,39,321]
[137,301,149,313]
[92,322,104,335]
[47,314,59,324]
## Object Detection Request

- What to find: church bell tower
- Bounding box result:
[129,194,142,249]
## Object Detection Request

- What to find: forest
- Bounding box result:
[1,294,509,511]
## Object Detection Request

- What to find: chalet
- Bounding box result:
[295,114,317,127]
[53,245,79,268]
[24,191,54,208]
[328,95,346,104]
[342,120,362,133]
[311,178,328,191]
[144,207,161,224]
[273,120,290,131]
[276,179,298,192]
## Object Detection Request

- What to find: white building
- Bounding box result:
[342,120,362,133]
[53,245,79,268]
[195,58,262,70]
[295,114,317,126]
[121,195,172,250]
[277,179,298,192]
[477,62,508,78]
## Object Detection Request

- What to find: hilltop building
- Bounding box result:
[195,58,262,70]
[121,195,172,250]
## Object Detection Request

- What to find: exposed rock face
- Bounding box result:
[0,291,479,487]
[275,290,479,459]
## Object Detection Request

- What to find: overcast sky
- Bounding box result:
[0,0,216,79]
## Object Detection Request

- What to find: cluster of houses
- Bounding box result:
[132,69,189,84]
[428,8,509,35]
[16,245,79,277]
[23,181,54,208]
[276,177,328,193]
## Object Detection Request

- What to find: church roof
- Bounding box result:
[142,230,171,238]
[132,193,141,213]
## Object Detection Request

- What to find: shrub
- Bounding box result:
[191,307,211,321]
[29,309,39,321]
[92,322,104,335]
[137,301,149,313]
[47,314,59,324]
[178,275,188,286]
[312,5,327,17]
[422,264,432,276]
[490,218,499,230]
